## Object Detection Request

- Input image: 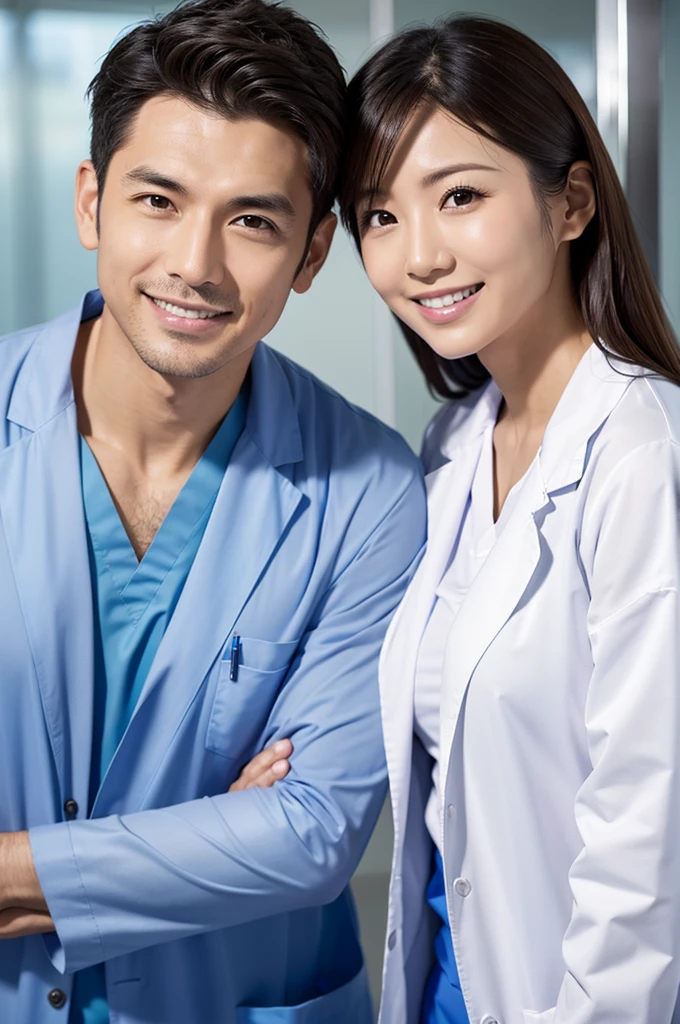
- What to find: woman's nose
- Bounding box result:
[404,219,456,282]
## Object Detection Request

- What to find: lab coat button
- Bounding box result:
[480,1017,498,1024]
[48,989,67,1009]
[454,877,472,897]
[63,799,78,820]
[447,804,455,817]
[387,930,398,950]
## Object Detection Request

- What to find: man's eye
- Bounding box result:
[144,195,172,211]
[237,215,272,231]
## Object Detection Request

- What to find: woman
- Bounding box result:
[338,15,680,1024]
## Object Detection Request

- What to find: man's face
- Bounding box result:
[75,95,334,378]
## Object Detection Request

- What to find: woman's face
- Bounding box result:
[357,106,567,363]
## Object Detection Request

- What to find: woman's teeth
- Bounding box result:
[418,284,483,308]
[153,298,223,319]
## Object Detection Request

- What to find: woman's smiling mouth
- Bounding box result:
[412,282,484,323]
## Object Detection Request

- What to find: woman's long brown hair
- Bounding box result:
[339,16,680,399]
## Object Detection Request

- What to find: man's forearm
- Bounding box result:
[0,832,48,911]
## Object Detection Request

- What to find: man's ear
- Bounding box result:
[292,212,337,295]
[74,160,100,251]
[556,160,596,244]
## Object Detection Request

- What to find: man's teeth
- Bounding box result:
[153,298,223,319]
[418,284,482,308]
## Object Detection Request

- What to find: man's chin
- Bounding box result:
[132,340,229,380]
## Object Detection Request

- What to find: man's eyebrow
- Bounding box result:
[122,166,189,197]
[226,194,296,220]
[356,162,500,204]
[121,171,296,220]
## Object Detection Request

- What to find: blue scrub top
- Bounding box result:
[421,850,471,1024]
[70,390,247,1024]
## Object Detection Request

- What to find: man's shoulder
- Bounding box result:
[262,343,423,483]
[0,322,45,363]
[0,322,46,418]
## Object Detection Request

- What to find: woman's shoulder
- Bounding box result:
[595,368,680,464]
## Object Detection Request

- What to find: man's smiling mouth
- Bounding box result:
[150,297,229,320]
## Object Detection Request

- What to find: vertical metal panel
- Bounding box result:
[626,0,661,279]
[597,0,661,278]
[369,0,397,428]
[596,0,628,184]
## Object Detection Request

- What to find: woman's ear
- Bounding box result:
[557,160,596,243]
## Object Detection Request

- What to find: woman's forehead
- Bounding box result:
[371,107,519,195]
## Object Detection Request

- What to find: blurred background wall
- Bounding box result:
[0,0,677,1010]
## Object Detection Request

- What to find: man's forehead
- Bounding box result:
[113,95,312,201]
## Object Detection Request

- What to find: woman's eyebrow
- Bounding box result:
[420,162,500,188]
[357,161,501,205]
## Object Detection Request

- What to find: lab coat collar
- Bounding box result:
[7,293,97,432]
[538,343,634,494]
[437,343,634,499]
[7,290,305,470]
[440,378,503,462]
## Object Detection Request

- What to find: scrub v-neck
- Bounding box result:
[81,388,247,791]
[71,390,246,1024]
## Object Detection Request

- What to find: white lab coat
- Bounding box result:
[379,344,680,1024]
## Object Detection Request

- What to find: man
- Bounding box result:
[0,2,425,1022]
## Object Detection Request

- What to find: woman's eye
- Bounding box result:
[368,210,396,229]
[444,188,478,208]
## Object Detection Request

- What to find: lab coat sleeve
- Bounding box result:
[29,465,426,974]
[553,438,680,1024]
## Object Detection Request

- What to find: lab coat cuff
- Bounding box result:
[29,822,105,973]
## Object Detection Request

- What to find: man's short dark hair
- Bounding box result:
[87,0,347,229]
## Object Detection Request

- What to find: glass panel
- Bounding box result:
[26,10,155,324]
[0,9,18,335]
[661,0,680,333]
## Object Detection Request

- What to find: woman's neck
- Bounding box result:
[480,270,593,439]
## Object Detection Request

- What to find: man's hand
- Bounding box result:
[0,908,54,939]
[229,739,293,792]
[0,831,53,937]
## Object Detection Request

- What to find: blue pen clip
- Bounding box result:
[229,636,241,682]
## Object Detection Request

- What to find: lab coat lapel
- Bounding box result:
[438,460,550,792]
[380,439,483,850]
[437,345,634,784]
[94,344,305,811]
[0,403,95,810]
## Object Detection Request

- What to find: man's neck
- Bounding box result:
[72,309,251,478]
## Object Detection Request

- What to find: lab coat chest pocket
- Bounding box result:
[205,636,300,761]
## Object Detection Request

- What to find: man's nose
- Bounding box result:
[164,211,225,288]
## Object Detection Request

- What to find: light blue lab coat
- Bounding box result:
[0,291,426,1024]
